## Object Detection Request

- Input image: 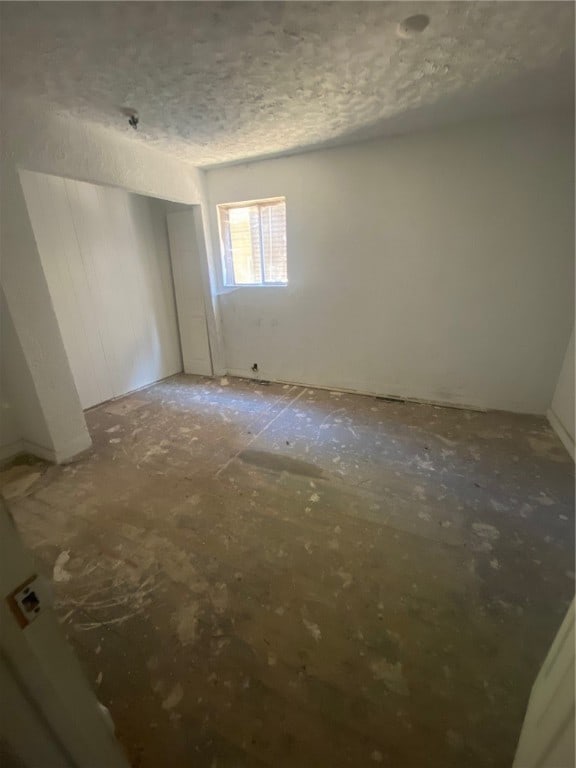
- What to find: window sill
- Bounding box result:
[222,283,288,289]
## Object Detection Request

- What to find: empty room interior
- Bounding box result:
[0,2,574,767]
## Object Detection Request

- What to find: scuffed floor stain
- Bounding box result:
[161,683,184,711]
[472,522,501,541]
[0,457,47,500]
[53,550,72,582]
[238,449,325,478]
[1,373,574,768]
[370,658,409,696]
[302,616,322,642]
[1,470,43,499]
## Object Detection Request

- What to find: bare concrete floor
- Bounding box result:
[2,375,574,767]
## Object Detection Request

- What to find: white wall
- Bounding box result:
[0,294,23,459]
[165,197,227,376]
[0,97,203,461]
[1,292,25,459]
[513,600,575,768]
[205,112,574,414]
[0,288,54,462]
[4,96,202,205]
[20,171,182,409]
[548,328,575,458]
[167,209,213,377]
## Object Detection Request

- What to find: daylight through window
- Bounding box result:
[217,197,287,286]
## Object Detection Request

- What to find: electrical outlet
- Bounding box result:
[7,575,48,628]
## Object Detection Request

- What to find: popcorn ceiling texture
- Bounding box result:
[1,1,573,167]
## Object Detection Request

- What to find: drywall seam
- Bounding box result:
[547,408,575,460]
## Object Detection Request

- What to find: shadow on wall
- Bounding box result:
[0,287,53,459]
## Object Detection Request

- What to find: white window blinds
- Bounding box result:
[218,198,287,286]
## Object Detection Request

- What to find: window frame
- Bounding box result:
[217,196,288,288]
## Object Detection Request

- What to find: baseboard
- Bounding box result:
[0,440,25,464]
[547,409,575,460]
[0,439,56,465]
[183,363,213,377]
[224,368,488,413]
[21,440,57,463]
[0,435,92,466]
[83,371,185,413]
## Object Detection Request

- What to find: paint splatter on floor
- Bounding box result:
[2,374,574,767]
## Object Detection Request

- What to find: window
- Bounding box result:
[217,197,287,286]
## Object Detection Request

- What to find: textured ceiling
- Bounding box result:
[1,2,573,167]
